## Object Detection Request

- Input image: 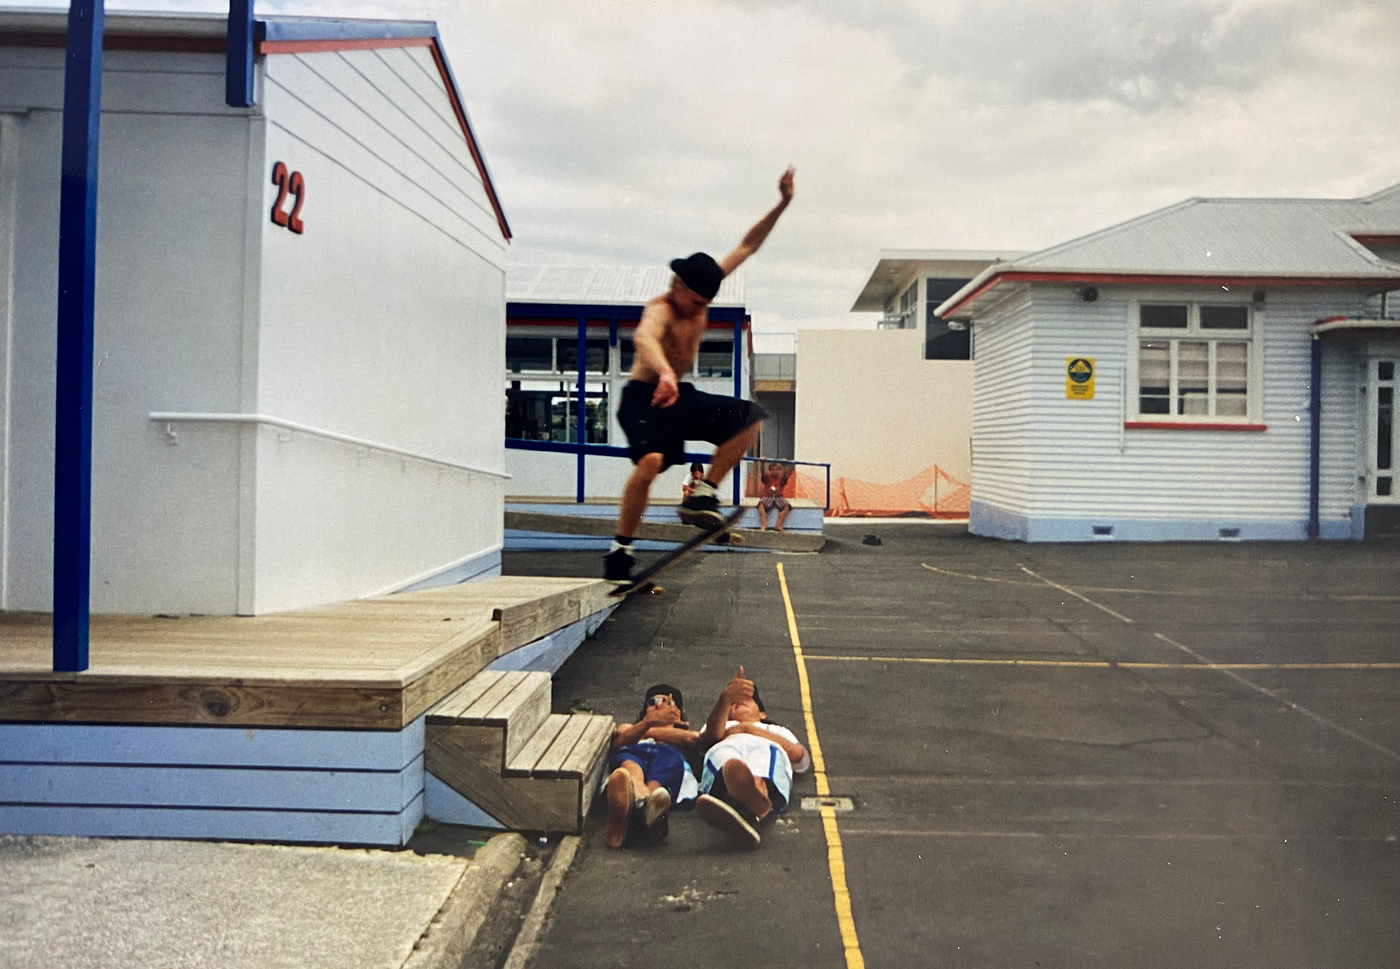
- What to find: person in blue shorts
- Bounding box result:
[603,684,700,847]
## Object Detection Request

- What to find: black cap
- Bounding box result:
[640,683,684,719]
[669,252,724,300]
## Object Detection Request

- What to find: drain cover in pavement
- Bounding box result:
[800,796,854,812]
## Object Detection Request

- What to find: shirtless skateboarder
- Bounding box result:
[604,168,796,583]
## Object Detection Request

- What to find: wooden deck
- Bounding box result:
[0,577,614,730]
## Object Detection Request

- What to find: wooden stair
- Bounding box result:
[424,670,613,832]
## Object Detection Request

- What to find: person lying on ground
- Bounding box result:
[694,666,810,848]
[603,684,701,847]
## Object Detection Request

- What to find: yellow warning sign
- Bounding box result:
[1066,357,1095,399]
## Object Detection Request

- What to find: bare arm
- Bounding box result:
[725,722,808,766]
[701,666,753,747]
[610,703,683,751]
[717,168,795,277]
[632,301,681,407]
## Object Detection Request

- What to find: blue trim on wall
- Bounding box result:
[258,18,437,43]
[969,499,1357,543]
[1308,335,1322,539]
[225,0,254,107]
[507,302,748,324]
[393,548,502,595]
[52,0,105,674]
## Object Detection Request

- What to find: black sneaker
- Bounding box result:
[695,793,760,848]
[678,493,725,529]
[603,546,635,581]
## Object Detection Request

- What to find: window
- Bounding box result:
[1133,302,1256,420]
[693,340,734,378]
[924,278,971,360]
[505,381,609,443]
[506,337,608,375]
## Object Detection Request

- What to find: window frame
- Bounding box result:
[1126,298,1265,428]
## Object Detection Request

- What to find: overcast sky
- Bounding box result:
[28,0,1400,349]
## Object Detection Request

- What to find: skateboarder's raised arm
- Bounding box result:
[717,167,795,277]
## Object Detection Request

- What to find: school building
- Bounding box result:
[937,183,1400,542]
[503,264,754,501]
[0,8,511,617]
[794,251,1022,517]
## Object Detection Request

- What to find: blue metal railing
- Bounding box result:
[505,439,832,512]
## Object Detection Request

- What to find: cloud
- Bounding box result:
[15,0,1400,335]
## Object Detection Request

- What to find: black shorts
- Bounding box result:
[617,381,767,470]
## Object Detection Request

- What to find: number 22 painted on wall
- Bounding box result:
[270,161,306,234]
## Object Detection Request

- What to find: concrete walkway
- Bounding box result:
[512,528,1400,968]
[0,832,525,969]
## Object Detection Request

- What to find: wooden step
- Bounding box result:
[425,670,614,832]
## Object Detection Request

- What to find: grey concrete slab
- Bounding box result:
[0,836,488,969]
[505,530,1400,969]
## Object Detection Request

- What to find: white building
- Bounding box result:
[937,184,1400,542]
[1,11,511,614]
[504,265,753,500]
[794,251,1022,516]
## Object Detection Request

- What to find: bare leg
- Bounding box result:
[616,453,664,538]
[706,422,762,488]
[721,758,772,821]
[758,504,769,531]
[604,763,642,847]
[776,506,791,531]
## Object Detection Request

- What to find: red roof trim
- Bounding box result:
[507,318,752,332]
[258,36,512,243]
[943,269,1400,318]
[1352,234,1400,246]
[1124,421,1267,432]
[0,30,225,53]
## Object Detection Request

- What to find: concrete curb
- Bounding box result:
[402,833,526,969]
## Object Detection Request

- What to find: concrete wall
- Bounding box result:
[794,328,972,501]
[252,46,507,612]
[1,48,253,613]
[969,283,1369,541]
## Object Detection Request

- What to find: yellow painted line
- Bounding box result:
[777,562,864,969]
[803,654,1400,671]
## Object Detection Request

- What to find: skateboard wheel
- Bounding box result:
[728,533,745,546]
[647,585,665,596]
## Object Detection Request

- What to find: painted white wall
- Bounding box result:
[253,46,507,612]
[2,48,252,613]
[794,328,972,491]
[969,282,1369,536]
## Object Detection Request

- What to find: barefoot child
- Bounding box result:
[603,684,700,847]
[695,667,810,848]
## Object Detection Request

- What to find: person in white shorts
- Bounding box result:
[695,666,810,848]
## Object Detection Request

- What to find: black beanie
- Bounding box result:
[669,252,724,300]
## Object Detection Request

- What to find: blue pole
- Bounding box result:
[225,0,255,108]
[732,316,743,506]
[53,0,105,673]
[1308,335,1322,539]
[576,315,586,503]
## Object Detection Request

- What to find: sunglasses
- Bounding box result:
[646,695,673,708]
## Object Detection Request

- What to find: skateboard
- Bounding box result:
[608,506,746,598]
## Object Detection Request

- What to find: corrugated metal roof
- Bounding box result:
[938,183,1400,319]
[507,265,746,307]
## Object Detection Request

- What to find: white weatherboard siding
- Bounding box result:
[2,49,251,613]
[971,283,1368,541]
[254,47,505,612]
[969,287,1035,533]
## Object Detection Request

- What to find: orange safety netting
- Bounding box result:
[745,462,970,518]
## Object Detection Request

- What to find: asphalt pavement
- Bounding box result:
[508,526,1400,969]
